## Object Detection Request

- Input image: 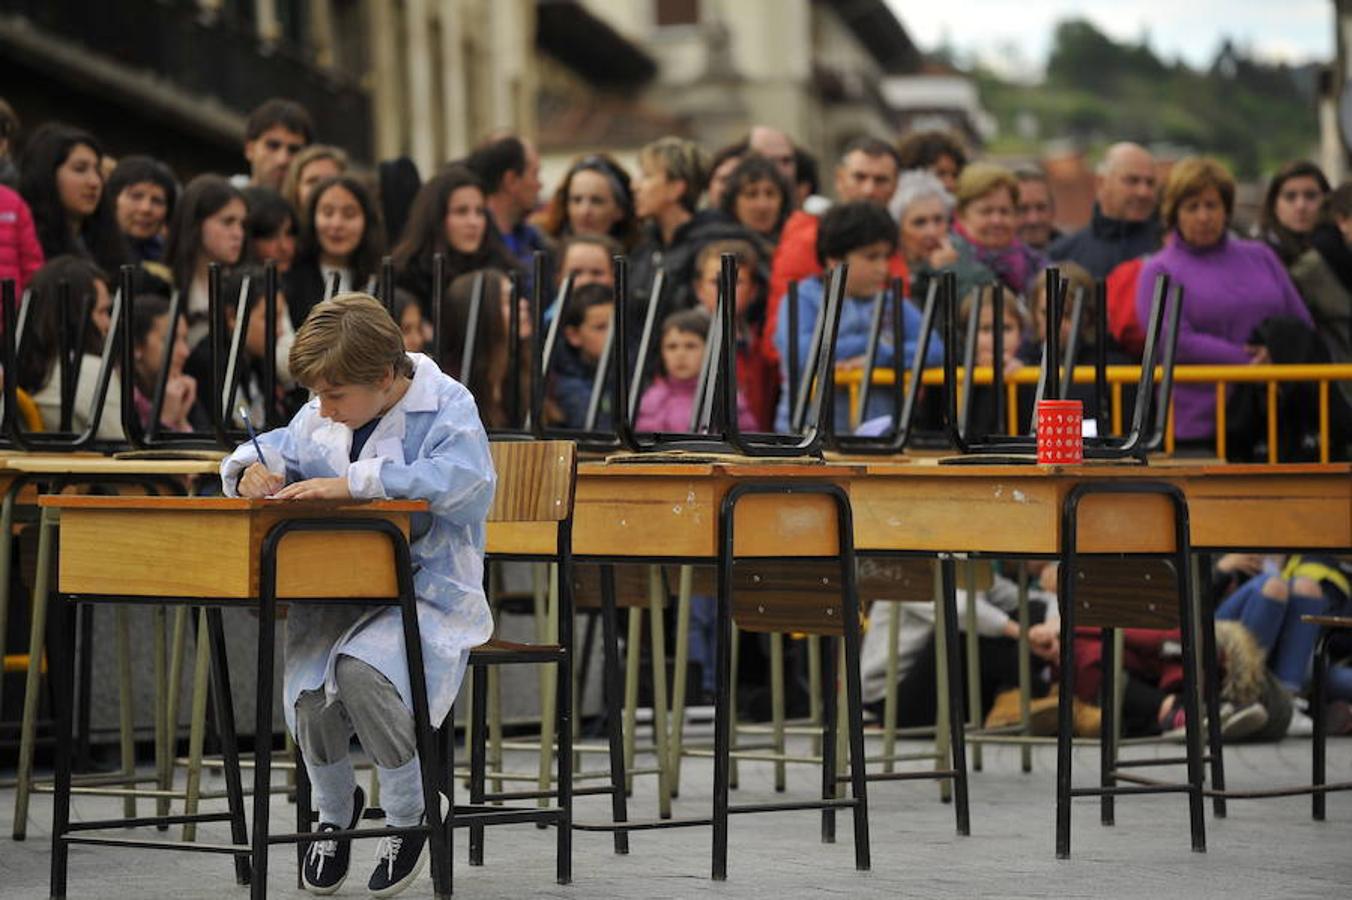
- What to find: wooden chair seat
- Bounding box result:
[470,636,564,661]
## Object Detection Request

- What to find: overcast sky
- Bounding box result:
[886,0,1335,79]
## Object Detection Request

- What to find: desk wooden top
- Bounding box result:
[488,458,863,561]
[0,452,225,476]
[849,461,1352,555]
[581,458,866,478]
[41,495,425,512]
[49,496,426,599]
[515,458,1351,561]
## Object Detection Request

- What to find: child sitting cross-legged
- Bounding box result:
[222,292,496,897]
[634,306,757,434]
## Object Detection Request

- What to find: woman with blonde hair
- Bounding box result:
[949,162,1046,298]
[282,144,349,223]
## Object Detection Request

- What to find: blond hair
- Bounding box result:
[282,144,350,219]
[639,136,709,213]
[954,162,1019,213]
[1160,156,1234,231]
[289,292,414,387]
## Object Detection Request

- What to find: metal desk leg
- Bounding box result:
[0,484,20,729]
[819,636,839,845]
[1313,628,1330,820]
[770,632,787,792]
[47,590,78,898]
[1195,553,1227,817]
[115,607,137,820]
[622,606,641,795]
[729,621,741,790]
[933,564,953,804]
[598,566,630,854]
[712,541,734,881]
[13,505,57,841]
[940,557,971,836]
[1055,557,1077,859]
[1100,627,1117,826]
[204,608,252,885]
[153,607,170,825]
[1016,562,1033,773]
[668,566,693,798]
[181,608,212,842]
[882,600,900,775]
[965,561,982,771]
[647,567,672,818]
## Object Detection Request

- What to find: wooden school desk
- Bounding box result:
[39,494,435,900]
[0,452,226,841]
[846,461,1351,557]
[845,458,1352,855]
[489,457,873,880]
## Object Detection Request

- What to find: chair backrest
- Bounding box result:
[488,439,577,524]
[1071,558,1180,629]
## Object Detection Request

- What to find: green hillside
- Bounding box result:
[968,19,1322,178]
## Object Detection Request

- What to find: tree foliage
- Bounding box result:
[978,18,1318,178]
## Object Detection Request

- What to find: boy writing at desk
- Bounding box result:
[221,292,496,897]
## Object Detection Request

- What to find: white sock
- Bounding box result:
[376,756,425,828]
[306,755,356,827]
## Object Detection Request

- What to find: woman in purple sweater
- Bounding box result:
[1136,157,1313,445]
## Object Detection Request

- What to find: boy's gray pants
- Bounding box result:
[292,654,423,827]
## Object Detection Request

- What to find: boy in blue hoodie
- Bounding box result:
[772,201,943,432]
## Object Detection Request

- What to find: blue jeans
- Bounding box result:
[688,594,718,694]
[1216,573,1328,692]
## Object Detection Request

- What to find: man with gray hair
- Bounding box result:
[1047,142,1162,277]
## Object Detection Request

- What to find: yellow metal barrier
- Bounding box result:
[838,364,1352,463]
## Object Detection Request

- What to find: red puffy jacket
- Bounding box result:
[1106,255,1147,357]
[0,185,44,299]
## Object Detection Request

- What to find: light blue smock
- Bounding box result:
[221,352,496,731]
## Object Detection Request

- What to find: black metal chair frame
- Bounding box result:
[528,259,623,452]
[612,255,847,457]
[47,516,456,900]
[1054,482,1206,859]
[941,270,1182,462]
[1310,618,1352,819]
[844,548,971,835]
[2,279,126,453]
[116,263,276,451]
[821,278,943,454]
[571,482,871,881]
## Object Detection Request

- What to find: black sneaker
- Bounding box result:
[367,820,427,898]
[303,785,366,895]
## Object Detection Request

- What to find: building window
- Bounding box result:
[655,0,699,27]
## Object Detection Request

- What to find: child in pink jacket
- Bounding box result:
[0,184,43,297]
[635,307,758,434]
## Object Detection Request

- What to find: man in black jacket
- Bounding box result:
[1048,142,1162,277]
